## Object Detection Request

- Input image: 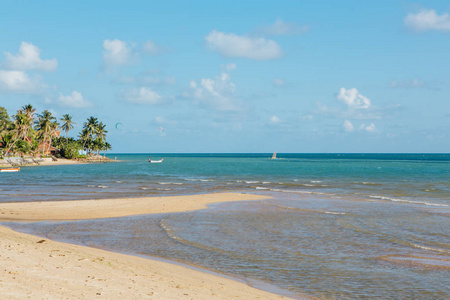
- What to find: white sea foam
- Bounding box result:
[412,243,449,254]
[270,188,313,194]
[97,185,108,188]
[246,181,259,184]
[324,211,346,215]
[311,180,322,183]
[369,195,449,207]
[159,220,181,241]
[158,182,183,185]
[255,187,269,190]
[270,188,336,197]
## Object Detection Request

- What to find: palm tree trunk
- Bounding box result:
[42,136,47,155]
[4,134,19,157]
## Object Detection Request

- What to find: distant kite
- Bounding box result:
[158,127,165,132]
[115,122,122,129]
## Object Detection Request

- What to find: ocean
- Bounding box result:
[1,153,449,299]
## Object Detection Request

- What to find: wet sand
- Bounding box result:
[0,193,269,221]
[0,193,292,299]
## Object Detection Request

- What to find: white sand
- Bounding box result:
[0,193,297,299]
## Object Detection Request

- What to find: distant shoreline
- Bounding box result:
[0,156,113,168]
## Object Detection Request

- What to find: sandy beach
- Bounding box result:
[0,193,291,299]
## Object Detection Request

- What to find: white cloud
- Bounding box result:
[342,120,354,132]
[113,74,175,86]
[103,39,134,69]
[389,78,425,89]
[336,88,371,109]
[205,30,282,60]
[0,70,44,93]
[404,9,450,32]
[58,91,92,108]
[190,71,241,111]
[222,63,237,71]
[3,42,57,72]
[270,115,281,124]
[258,19,309,36]
[273,78,285,86]
[142,40,168,55]
[119,87,163,105]
[360,123,377,133]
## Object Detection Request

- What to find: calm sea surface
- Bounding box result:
[1,153,449,299]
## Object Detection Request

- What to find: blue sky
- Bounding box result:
[0,0,449,153]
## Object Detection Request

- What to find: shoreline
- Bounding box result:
[0,156,114,168]
[0,193,298,299]
[0,193,270,221]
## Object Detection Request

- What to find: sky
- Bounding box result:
[0,0,449,153]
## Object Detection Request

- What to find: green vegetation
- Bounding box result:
[0,104,111,159]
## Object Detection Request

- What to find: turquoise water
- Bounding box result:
[1,153,450,299]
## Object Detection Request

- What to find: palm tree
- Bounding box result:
[20,104,36,124]
[19,104,36,153]
[4,111,32,156]
[82,117,98,154]
[60,114,76,145]
[0,106,11,135]
[103,142,112,157]
[35,110,58,156]
[96,122,108,143]
[0,107,11,157]
[0,132,14,157]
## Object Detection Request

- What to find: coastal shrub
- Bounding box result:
[52,137,83,159]
[59,146,80,159]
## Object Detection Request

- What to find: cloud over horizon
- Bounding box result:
[118,87,164,105]
[0,70,45,94]
[102,39,135,70]
[57,91,93,108]
[189,70,241,111]
[3,42,57,72]
[404,9,450,32]
[336,88,371,109]
[205,30,283,60]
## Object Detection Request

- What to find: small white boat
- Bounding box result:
[148,158,164,163]
[0,167,20,172]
